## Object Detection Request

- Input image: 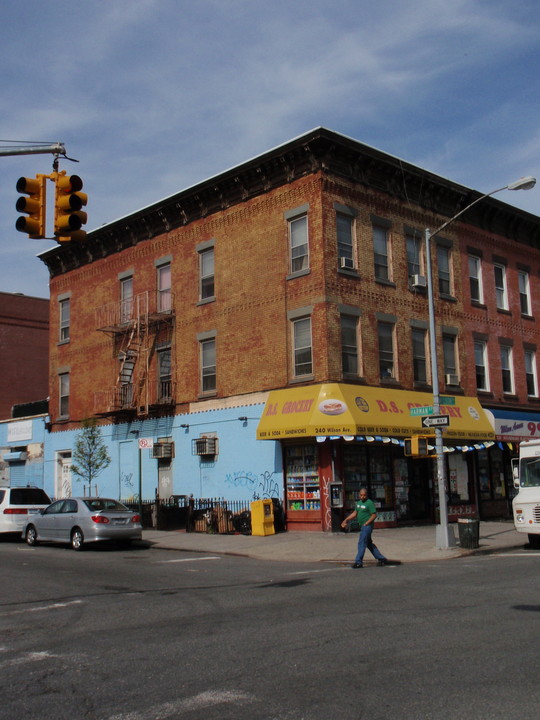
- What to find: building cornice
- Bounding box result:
[39,127,540,278]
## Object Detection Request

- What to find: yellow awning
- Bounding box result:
[257,383,495,441]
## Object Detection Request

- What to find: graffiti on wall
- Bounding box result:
[121,471,135,491]
[225,470,280,500]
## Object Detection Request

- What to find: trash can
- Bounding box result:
[457,518,480,549]
[250,499,275,536]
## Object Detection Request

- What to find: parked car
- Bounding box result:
[0,486,52,534]
[23,497,142,550]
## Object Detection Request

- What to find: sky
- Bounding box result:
[2,0,540,299]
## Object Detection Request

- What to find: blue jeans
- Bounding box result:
[355,524,386,566]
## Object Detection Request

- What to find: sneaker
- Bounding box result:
[377,559,387,566]
[351,563,363,568]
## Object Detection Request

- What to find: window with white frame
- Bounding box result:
[157,262,171,312]
[292,316,313,377]
[500,344,514,394]
[59,296,70,342]
[519,270,531,316]
[411,327,428,383]
[442,332,458,382]
[373,224,390,281]
[474,340,489,391]
[406,231,422,280]
[494,263,508,310]
[378,321,395,379]
[336,210,355,269]
[341,315,359,376]
[437,245,452,296]
[525,349,538,397]
[59,372,70,417]
[199,247,215,301]
[200,337,216,393]
[288,214,309,274]
[469,255,483,303]
[120,275,133,323]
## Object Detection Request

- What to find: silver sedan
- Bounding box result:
[23,497,142,550]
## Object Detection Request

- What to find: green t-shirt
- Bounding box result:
[355,498,377,526]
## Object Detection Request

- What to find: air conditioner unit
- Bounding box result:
[152,442,174,459]
[445,374,459,386]
[193,437,217,456]
[411,274,427,288]
[339,257,355,270]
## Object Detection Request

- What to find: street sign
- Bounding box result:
[138,437,154,450]
[439,396,455,406]
[410,406,433,416]
[421,415,450,428]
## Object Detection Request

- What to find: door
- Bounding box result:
[55,452,72,498]
[158,459,173,500]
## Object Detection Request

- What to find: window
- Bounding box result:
[337,213,354,268]
[437,245,452,295]
[200,338,216,393]
[519,271,531,315]
[494,264,508,310]
[59,297,70,342]
[157,263,171,312]
[373,225,390,281]
[158,348,172,399]
[500,345,514,394]
[289,215,309,274]
[525,349,538,397]
[406,231,422,279]
[378,322,395,379]
[59,372,70,417]
[469,255,483,303]
[341,315,359,376]
[474,341,489,391]
[120,276,133,323]
[442,333,458,379]
[199,248,215,300]
[292,317,312,377]
[412,328,427,383]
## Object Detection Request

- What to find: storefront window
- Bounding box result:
[478,448,506,501]
[343,445,393,513]
[447,453,470,504]
[285,445,320,512]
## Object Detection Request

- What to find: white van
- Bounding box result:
[512,439,540,548]
[0,486,52,534]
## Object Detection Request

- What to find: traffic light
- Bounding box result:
[15,175,46,238]
[404,436,430,457]
[54,171,87,241]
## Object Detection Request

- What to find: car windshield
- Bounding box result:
[10,488,51,505]
[83,498,129,512]
[521,458,540,487]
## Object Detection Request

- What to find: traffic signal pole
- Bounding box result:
[0,142,66,158]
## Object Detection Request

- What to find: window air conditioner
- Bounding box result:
[445,374,459,386]
[193,437,217,456]
[152,442,174,459]
[339,257,355,270]
[411,274,427,289]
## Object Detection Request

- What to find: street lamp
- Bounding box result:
[425,176,536,549]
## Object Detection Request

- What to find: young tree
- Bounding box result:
[70,419,111,495]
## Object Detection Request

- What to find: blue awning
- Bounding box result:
[2,452,27,462]
[484,409,540,442]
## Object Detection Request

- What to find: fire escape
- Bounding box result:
[94,290,175,418]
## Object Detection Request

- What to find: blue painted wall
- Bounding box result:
[43,403,284,502]
[0,415,47,489]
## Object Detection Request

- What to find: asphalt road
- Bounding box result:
[0,538,539,720]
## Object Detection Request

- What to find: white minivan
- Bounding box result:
[0,486,52,534]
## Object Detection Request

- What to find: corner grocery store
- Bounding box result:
[257,383,497,531]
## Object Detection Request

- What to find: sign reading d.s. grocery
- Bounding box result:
[257,384,494,441]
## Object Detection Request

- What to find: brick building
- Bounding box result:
[0,292,49,419]
[38,128,540,529]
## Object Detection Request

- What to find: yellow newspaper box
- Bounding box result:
[250,499,275,536]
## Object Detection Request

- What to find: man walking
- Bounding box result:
[341,487,387,568]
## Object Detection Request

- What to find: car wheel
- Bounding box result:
[26,525,38,546]
[71,528,84,551]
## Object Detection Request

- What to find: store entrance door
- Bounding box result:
[408,461,431,521]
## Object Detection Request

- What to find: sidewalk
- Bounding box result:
[141,520,525,564]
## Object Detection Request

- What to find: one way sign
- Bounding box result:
[421,415,450,428]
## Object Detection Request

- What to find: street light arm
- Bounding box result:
[429,176,536,238]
